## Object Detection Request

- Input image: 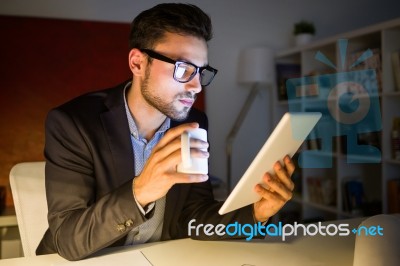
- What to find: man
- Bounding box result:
[37,3,295,261]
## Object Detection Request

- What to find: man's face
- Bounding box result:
[141,32,208,121]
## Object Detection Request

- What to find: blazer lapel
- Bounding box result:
[100,83,135,183]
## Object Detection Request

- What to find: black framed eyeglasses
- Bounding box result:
[140,49,218,86]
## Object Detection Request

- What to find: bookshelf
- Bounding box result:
[273,18,400,222]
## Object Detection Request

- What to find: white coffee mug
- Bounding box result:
[177,128,208,174]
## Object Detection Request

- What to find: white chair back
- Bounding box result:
[9,162,48,257]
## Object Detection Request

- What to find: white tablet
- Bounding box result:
[219,112,322,215]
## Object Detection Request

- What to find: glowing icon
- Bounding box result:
[286,39,382,168]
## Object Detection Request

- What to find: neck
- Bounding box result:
[126,82,166,141]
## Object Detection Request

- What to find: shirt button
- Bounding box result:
[125,219,134,227]
[116,224,126,232]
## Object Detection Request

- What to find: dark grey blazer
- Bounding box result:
[36,81,254,261]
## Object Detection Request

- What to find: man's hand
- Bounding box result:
[133,123,209,207]
[253,155,295,222]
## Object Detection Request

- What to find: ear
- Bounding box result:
[128,48,146,76]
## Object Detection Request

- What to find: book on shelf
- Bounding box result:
[391,50,400,91]
[306,176,336,206]
[339,131,381,156]
[387,179,400,213]
[302,107,332,152]
[306,137,320,150]
[342,177,365,215]
[347,48,382,91]
[276,63,301,101]
[304,112,337,153]
[392,117,400,160]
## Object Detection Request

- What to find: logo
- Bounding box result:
[188,219,384,241]
[286,39,382,168]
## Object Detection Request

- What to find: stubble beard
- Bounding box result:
[141,68,195,121]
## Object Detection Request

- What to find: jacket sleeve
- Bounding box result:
[179,181,256,240]
[43,108,145,261]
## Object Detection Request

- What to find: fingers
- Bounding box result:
[283,155,296,176]
[151,136,182,166]
[273,156,295,191]
[252,156,297,222]
[262,173,292,201]
[172,173,209,184]
[150,123,208,167]
[152,123,208,159]
[158,146,209,172]
[188,137,209,150]
[256,155,295,201]
[155,122,199,150]
[254,183,286,206]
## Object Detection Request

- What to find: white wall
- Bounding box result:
[1,0,399,191]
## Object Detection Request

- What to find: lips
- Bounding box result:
[179,98,194,107]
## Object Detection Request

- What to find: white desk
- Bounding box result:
[0,218,365,266]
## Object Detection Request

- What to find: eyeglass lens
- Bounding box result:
[175,62,215,86]
[175,63,194,81]
[200,69,216,86]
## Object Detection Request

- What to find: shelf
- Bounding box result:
[273,17,400,221]
[339,153,382,163]
[278,93,382,106]
[303,150,339,158]
[276,17,400,57]
[384,159,400,165]
[382,91,400,97]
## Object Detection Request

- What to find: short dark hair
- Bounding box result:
[129,3,213,50]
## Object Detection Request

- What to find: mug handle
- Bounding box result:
[181,132,192,168]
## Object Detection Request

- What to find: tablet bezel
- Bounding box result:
[218,112,322,215]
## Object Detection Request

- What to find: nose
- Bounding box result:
[185,73,202,94]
